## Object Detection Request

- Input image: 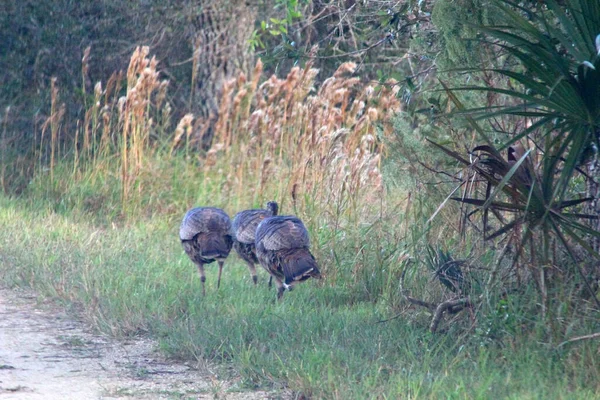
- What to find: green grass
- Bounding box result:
[0,195,599,399]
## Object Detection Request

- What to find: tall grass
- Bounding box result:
[33,46,400,221]
[25,46,411,293]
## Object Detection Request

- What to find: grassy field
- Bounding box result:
[0,45,599,399]
[1,191,599,399]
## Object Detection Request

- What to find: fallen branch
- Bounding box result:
[430,297,471,333]
[404,295,437,311]
[397,266,472,331]
[557,332,600,348]
[378,295,438,324]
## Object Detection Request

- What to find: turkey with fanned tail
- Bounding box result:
[255,216,321,300]
[180,207,233,295]
[232,201,279,286]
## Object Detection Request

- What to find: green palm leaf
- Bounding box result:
[432,0,600,293]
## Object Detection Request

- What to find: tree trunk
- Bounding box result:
[192,1,256,150]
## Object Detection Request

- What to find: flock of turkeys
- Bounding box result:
[179,201,321,299]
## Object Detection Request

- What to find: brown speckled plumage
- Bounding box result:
[232,201,278,285]
[180,207,233,295]
[255,215,321,300]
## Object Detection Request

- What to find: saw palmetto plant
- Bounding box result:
[430,0,600,306]
[424,245,471,295]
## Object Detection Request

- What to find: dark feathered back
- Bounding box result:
[180,207,234,293]
[180,207,232,241]
[255,216,310,251]
[256,216,320,288]
[180,207,233,264]
[232,201,278,244]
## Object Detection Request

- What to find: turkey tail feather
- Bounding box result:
[281,248,321,285]
[198,233,233,259]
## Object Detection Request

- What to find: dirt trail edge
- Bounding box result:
[0,288,283,400]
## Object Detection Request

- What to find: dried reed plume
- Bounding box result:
[207,57,400,217]
[116,46,167,203]
[40,77,65,183]
[37,47,399,222]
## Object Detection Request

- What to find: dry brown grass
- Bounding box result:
[40,77,65,183]
[36,47,403,232]
[71,46,169,205]
[171,56,401,222]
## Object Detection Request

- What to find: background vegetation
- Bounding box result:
[1,0,599,398]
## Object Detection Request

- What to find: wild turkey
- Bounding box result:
[255,216,321,300]
[232,201,278,286]
[180,207,233,295]
[507,141,534,187]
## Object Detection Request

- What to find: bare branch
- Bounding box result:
[430,298,471,333]
[558,332,600,348]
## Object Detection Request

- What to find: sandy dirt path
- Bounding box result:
[0,288,280,400]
